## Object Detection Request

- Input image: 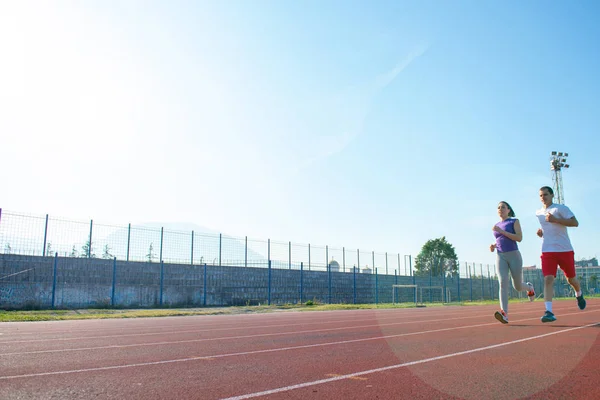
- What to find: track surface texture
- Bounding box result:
[1,299,598,400]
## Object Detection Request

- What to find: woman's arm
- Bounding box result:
[493,219,523,242]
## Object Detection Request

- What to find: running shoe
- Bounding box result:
[494,310,508,324]
[577,295,586,310]
[541,310,556,323]
[526,282,535,302]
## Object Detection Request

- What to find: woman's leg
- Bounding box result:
[506,251,530,292]
[496,253,510,312]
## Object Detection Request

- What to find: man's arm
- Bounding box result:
[546,214,579,227]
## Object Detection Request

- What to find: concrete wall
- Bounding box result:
[0,254,535,310]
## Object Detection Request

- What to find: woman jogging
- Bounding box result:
[490,201,535,324]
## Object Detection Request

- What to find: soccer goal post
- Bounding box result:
[418,286,447,305]
[392,284,418,306]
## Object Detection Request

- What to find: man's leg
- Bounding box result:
[544,275,555,303]
[567,276,581,293]
[559,251,586,310]
[541,252,558,322]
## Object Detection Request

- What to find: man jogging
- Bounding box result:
[536,186,586,323]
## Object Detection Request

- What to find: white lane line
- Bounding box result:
[0,309,541,355]
[221,321,600,400]
[1,311,597,379]
[0,307,479,340]
[0,304,548,346]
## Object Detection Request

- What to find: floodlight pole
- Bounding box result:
[550,151,569,205]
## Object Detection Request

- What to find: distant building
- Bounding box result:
[328,259,340,272]
[575,257,598,267]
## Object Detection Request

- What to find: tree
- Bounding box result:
[46,242,53,256]
[81,240,96,258]
[146,243,156,263]
[70,245,78,257]
[414,236,459,277]
[4,243,11,254]
[102,244,114,259]
[590,274,598,288]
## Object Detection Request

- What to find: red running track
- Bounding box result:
[1,299,598,399]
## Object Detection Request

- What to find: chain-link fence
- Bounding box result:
[2,209,597,310]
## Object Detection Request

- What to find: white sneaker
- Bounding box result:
[526,282,535,302]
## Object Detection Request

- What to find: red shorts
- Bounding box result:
[541,251,576,278]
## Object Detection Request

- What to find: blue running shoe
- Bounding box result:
[541,311,556,323]
[577,295,586,310]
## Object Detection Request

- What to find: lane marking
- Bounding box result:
[0,307,489,342]
[221,322,600,400]
[1,310,597,380]
[3,301,551,337]
[0,309,548,355]
[0,307,547,346]
[326,374,367,381]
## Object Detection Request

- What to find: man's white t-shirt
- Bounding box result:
[536,203,575,253]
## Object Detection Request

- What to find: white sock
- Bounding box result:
[576,290,582,297]
[545,302,553,313]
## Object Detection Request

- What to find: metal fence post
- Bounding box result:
[51,252,58,309]
[342,247,345,272]
[469,263,473,302]
[300,262,304,304]
[443,270,447,303]
[268,260,272,305]
[372,251,375,272]
[126,223,131,262]
[88,220,93,258]
[328,260,331,304]
[111,257,117,306]
[375,268,379,304]
[159,227,164,263]
[308,243,311,270]
[43,214,49,256]
[219,233,222,266]
[191,230,194,265]
[385,252,388,275]
[245,236,248,268]
[457,265,461,302]
[160,260,164,306]
[410,256,415,303]
[429,266,432,303]
[488,264,492,301]
[203,263,207,306]
[289,241,291,269]
[353,264,357,304]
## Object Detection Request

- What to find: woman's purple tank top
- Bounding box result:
[494,218,518,253]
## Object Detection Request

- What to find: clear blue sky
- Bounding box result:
[1,1,599,272]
